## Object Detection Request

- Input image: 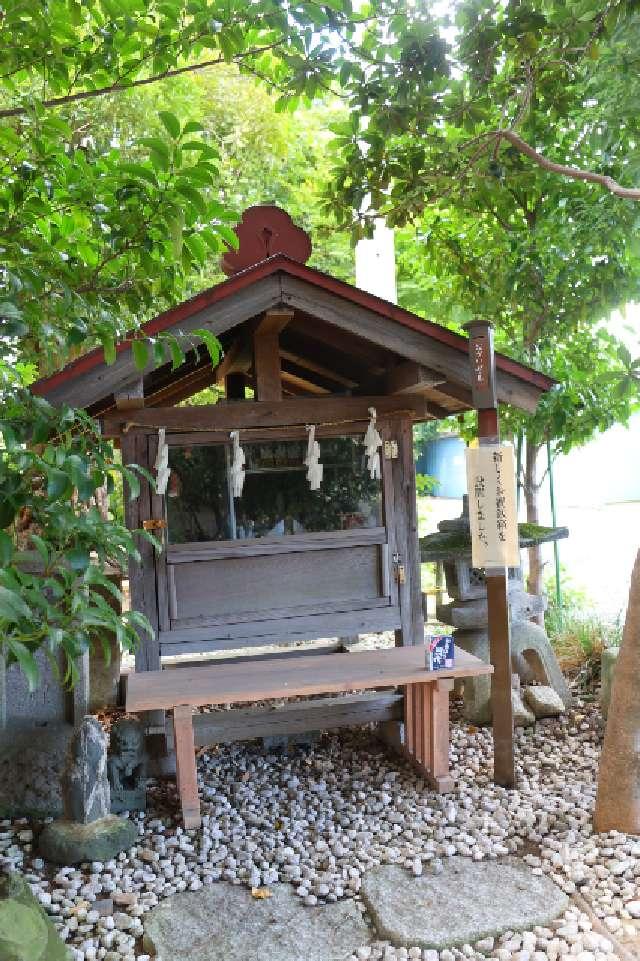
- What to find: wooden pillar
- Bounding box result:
[225,372,246,400]
[465,321,515,788]
[392,416,424,647]
[253,309,293,402]
[173,705,201,829]
[120,430,164,749]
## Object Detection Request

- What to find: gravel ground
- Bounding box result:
[1,697,639,961]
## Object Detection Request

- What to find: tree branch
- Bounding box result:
[0,44,281,120]
[495,129,640,201]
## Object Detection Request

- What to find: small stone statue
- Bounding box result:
[39,715,137,865]
[63,715,110,824]
[108,717,147,813]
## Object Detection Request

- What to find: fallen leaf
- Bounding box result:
[251,887,272,899]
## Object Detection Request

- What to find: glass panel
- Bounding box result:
[166,436,382,544]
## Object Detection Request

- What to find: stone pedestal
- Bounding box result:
[39,717,137,864]
[421,500,570,725]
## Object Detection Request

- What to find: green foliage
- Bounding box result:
[0,2,358,687]
[544,565,621,685]
[0,375,154,689]
[326,1,640,456]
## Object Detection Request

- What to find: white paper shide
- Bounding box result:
[465,445,519,568]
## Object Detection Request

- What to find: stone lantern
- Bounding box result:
[421,498,571,725]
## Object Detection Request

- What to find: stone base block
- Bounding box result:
[39,815,137,865]
[523,685,565,718]
[512,689,535,727]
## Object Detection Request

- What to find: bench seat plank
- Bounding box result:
[125,646,493,829]
[126,646,491,712]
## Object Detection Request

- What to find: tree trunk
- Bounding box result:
[593,550,640,833]
[524,439,544,621]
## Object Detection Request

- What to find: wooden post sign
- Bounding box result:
[463,317,515,789]
[465,445,519,569]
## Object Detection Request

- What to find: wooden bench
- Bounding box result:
[126,646,492,828]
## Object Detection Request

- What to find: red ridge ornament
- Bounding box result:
[221,205,312,276]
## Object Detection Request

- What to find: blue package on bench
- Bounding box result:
[427,635,455,671]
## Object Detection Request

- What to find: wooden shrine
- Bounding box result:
[32,206,555,795]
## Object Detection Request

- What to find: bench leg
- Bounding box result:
[173,704,201,829]
[404,680,455,793]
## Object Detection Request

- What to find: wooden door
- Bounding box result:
[152,430,403,658]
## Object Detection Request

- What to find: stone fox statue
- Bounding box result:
[108,717,147,813]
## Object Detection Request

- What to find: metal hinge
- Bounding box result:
[142,519,167,531]
[384,440,398,459]
[392,551,406,584]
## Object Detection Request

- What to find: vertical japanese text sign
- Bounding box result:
[465,445,519,568]
[468,325,497,409]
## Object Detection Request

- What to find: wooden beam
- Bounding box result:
[280,370,330,395]
[386,361,446,395]
[42,274,282,409]
[147,363,216,407]
[279,349,358,389]
[253,326,282,401]
[167,692,404,747]
[252,309,293,402]
[290,317,389,373]
[281,276,544,413]
[256,308,294,336]
[432,380,473,407]
[225,372,246,400]
[102,395,432,436]
[114,378,144,411]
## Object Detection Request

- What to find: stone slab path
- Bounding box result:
[360,860,570,950]
[143,883,370,961]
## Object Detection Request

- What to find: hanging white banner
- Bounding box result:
[465,445,520,568]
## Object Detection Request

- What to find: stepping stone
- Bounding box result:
[360,859,569,950]
[143,883,370,961]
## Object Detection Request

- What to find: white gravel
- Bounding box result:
[1,697,639,961]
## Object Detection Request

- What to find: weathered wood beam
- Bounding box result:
[280,369,330,395]
[114,378,144,411]
[386,361,446,395]
[252,309,294,401]
[147,363,216,407]
[253,327,282,401]
[43,274,282,409]
[432,380,473,407]
[281,276,544,413]
[214,335,252,386]
[256,308,294,336]
[279,349,358,389]
[102,395,432,437]
[289,317,389,373]
[225,372,246,400]
[167,693,404,747]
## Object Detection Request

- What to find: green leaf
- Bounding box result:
[101,335,117,366]
[132,339,149,371]
[46,468,71,499]
[182,120,205,136]
[29,534,49,565]
[193,328,221,366]
[0,585,32,623]
[0,531,13,566]
[158,111,181,139]
[66,548,91,572]
[7,639,39,692]
[168,336,184,370]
